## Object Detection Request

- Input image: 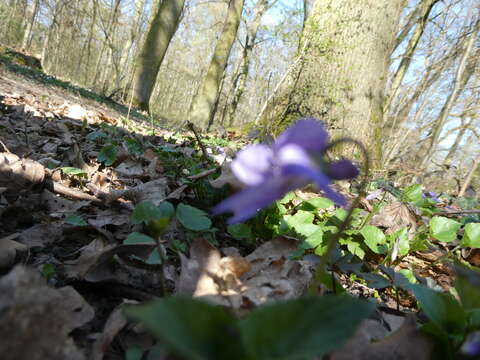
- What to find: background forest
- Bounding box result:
[2,1,480,360]
[1,0,479,193]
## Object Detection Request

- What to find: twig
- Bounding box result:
[187,121,211,163]
[45,178,103,204]
[0,139,11,153]
[187,167,218,181]
[439,209,480,215]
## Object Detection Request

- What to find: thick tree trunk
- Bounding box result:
[263,0,405,167]
[131,0,186,112]
[188,0,245,129]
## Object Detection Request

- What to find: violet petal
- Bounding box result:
[274,118,328,152]
[212,177,292,223]
[277,143,314,168]
[327,159,359,180]
[282,163,346,206]
[231,144,273,186]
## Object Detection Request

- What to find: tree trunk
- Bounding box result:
[226,0,271,126]
[21,0,40,50]
[41,1,63,69]
[262,0,405,167]
[83,0,98,84]
[458,155,480,197]
[131,0,186,112]
[115,0,147,94]
[188,0,245,129]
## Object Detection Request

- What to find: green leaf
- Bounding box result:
[125,137,144,155]
[402,184,423,203]
[278,192,296,205]
[360,225,387,254]
[158,201,175,218]
[61,167,87,177]
[131,201,164,225]
[295,223,320,237]
[64,214,87,226]
[410,284,466,334]
[227,223,253,240]
[461,223,480,248]
[125,297,244,360]
[124,232,156,245]
[305,228,324,248]
[176,203,212,231]
[345,239,365,259]
[429,216,461,243]
[240,295,375,360]
[454,262,480,310]
[398,269,417,284]
[41,263,56,280]
[388,227,409,258]
[98,144,117,165]
[299,197,334,211]
[126,345,143,360]
[358,272,390,289]
[86,130,107,141]
[146,250,162,265]
[467,309,480,330]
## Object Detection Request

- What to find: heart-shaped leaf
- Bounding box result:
[429,216,461,243]
[176,203,211,231]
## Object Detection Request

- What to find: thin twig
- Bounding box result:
[439,209,480,215]
[187,167,218,181]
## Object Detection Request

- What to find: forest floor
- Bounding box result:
[0,51,479,360]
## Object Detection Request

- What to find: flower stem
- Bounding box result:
[308,138,370,294]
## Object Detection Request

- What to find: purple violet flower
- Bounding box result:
[212,118,359,223]
[462,331,480,356]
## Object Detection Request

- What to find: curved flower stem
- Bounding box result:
[309,138,370,294]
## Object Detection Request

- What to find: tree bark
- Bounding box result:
[458,155,480,197]
[131,0,186,112]
[261,0,406,167]
[188,0,245,129]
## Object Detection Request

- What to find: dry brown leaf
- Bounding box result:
[176,238,222,296]
[176,237,313,309]
[91,304,129,360]
[18,222,64,247]
[115,160,144,177]
[330,315,432,360]
[0,233,27,268]
[0,266,92,360]
[370,201,417,235]
[41,189,91,216]
[64,238,156,282]
[0,152,45,191]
